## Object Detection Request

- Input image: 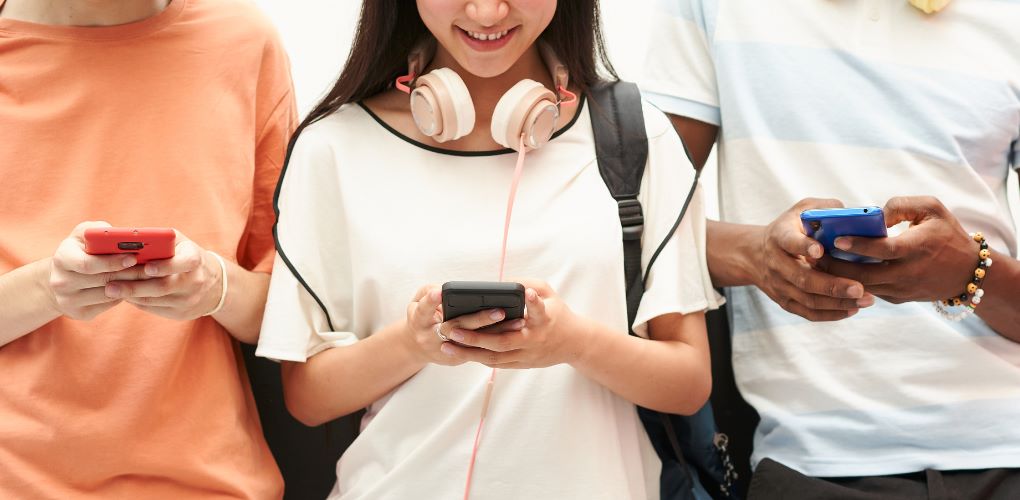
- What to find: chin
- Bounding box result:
[447,46,527,79]
[458,63,515,79]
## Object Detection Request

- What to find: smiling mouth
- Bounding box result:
[460,26,518,41]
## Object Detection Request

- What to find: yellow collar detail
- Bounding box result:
[908,0,951,14]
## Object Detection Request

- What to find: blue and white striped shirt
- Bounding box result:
[643,0,1020,477]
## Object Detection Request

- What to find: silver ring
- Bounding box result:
[435,324,450,342]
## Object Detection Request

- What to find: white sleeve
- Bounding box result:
[640,0,721,126]
[255,125,360,363]
[631,103,724,338]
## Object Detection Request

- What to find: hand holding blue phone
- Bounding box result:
[801,207,888,263]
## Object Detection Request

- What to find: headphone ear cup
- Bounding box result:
[491,79,559,151]
[410,68,475,142]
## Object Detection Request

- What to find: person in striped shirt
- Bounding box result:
[643,0,1020,498]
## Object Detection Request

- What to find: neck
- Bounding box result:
[429,45,555,131]
[0,0,171,26]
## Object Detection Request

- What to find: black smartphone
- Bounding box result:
[441,281,526,322]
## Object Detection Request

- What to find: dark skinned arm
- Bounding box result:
[666,114,868,321]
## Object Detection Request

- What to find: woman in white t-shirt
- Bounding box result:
[256,1,723,499]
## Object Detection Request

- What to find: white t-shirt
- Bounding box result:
[256,96,723,499]
[642,0,1020,477]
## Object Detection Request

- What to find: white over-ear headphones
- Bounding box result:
[395,38,575,151]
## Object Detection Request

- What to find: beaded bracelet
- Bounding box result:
[933,232,992,321]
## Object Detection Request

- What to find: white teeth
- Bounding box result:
[467,29,510,41]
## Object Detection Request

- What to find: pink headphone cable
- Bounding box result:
[462,134,528,500]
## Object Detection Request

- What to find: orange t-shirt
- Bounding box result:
[0,0,294,498]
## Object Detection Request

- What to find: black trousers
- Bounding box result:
[749,458,1020,500]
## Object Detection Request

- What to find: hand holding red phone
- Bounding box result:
[105,230,224,320]
[439,280,585,369]
[47,221,149,321]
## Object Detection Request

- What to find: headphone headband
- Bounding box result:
[400,36,572,149]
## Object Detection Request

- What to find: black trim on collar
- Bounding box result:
[270,93,589,332]
[357,95,587,157]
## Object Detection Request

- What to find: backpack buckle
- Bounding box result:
[618,199,644,241]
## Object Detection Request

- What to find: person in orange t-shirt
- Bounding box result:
[0,0,293,498]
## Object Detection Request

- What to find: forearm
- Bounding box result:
[0,259,61,347]
[975,250,1020,341]
[210,262,270,344]
[281,321,427,426]
[707,220,763,288]
[570,314,711,415]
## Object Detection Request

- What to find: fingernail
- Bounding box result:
[857,295,875,307]
[122,256,137,267]
[809,245,823,259]
[834,238,850,250]
[440,344,455,356]
[144,264,158,276]
[847,285,863,299]
[527,289,537,301]
[106,284,121,298]
[847,309,860,318]
[450,331,465,342]
[511,319,525,329]
[489,309,504,320]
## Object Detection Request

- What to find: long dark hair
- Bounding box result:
[299,1,617,130]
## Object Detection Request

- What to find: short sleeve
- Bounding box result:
[631,103,724,338]
[255,125,360,363]
[640,0,722,126]
[237,27,298,273]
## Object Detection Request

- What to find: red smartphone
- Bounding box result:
[84,227,176,264]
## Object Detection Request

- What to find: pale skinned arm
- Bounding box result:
[0,259,70,347]
[570,311,711,415]
[0,222,271,348]
[282,282,712,425]
[281,286,498,426]
[441,281,712,416]
[0,222,139,347]
[105,232,270,344]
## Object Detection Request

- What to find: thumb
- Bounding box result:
[882,196,944,228]
[524,288,547,323]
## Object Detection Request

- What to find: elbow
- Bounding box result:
[281,362,336,427]
[284,393,331,427]
[684,373,714,416]
[668,373,713,417]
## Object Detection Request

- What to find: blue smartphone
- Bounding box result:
[800,207,888,263]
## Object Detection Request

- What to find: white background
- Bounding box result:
[254,1,1019,244]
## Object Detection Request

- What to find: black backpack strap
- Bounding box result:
[591,81,717,499]
[589,81,648,333]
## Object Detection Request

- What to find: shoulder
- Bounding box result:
[640,99,676,142]
[286,104,382,177]
[641,97,694,168]
[638,97,698,182]
[184,0,283,46]
[291,105,367,155]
